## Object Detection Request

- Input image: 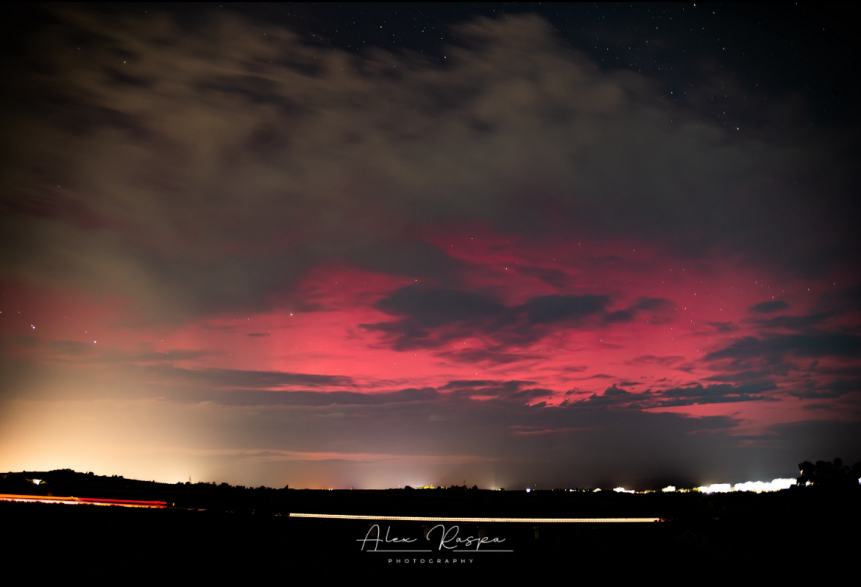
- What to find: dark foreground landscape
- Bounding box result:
[3,466,859,579]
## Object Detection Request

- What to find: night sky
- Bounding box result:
[1,3,859,489]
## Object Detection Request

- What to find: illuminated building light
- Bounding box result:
[694,478,797,494]
[732,478,796,493]
[696,483,732,494]
[289,513,662,523]
[661,485,677,493]
[613,487,635,494]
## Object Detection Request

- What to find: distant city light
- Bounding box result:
[613,487,635,494]
[732,478,796,493]
[661,485,677,493]
[695,478,797,494]
[696,483,732,494]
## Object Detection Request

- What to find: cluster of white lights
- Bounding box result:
[589,478,798,494]
[696,483,732,494]
[696,478,797,494]
[410,477,803,494]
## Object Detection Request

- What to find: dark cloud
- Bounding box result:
[628,354,685,366]
[788,377,861,401]
[749,300,789,313]
[523,294,609,324]
[374,285,506,327]
[512,265,572,288]
[440,379,534,391]
[364,285,675,350]
[604,296,675,324]
[10,338,216,364]
[2,8,857,323]
[701,312,861,407]
[651,381,778,408]
[154,366,355,390]
[758,420,861,467]
[434,347,543,365]
[439,379,553,403]
[183,386,440,407]
[706,333,861,362]
[704,321,739,334]
[705,369,782,383]
[750,311,835,331]
[630,297,676,312]
[574,384,641,408]
[573,382,777,410]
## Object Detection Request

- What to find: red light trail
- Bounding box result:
[0,493,167,508]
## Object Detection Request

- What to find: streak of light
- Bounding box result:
[0,493,167,508]
[288,512,662,523]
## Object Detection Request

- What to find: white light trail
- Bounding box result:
[288,513,662,523]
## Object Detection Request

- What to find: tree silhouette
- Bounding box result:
[798,458,861,490]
